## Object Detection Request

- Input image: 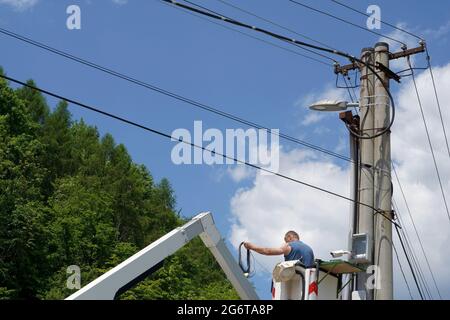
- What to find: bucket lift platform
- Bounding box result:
[272,259,364,300]
[66,212,258,300]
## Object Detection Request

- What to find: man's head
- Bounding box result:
[284,230,300,243]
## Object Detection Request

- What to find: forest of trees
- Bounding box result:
[0,68,239,300]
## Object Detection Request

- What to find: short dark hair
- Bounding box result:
[284,231,299,241]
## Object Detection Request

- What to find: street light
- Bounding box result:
[308,98,360,301]
[308,100,359,112]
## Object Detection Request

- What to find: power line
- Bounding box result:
[393,200,433,300]
[252,255,273,275]
[160,0,358,62]
[213,0,337,50]
[2,1,440,300]
[397,220,431,300]
[161,1,440,299]
[396,207,434,300]
[0,26,390,173]
[288,0,407,47]
[179,0,338,63]
[393,199,435,301]
[396,66,428,78]
[407,57,450,225]
[394,224,425,300]
[0,27,342,158]
[0,8,393,166]
[392,238,414,300]
[331,0,450,159]
[158,0,333,66]
[158,0,334,66]
[170,0,337,63]
[342,74,355,103]
[330,0,424,41]
[161,0,397,140]
[392,164,443,299]
[425,47,450,159]
[0,73,401,228]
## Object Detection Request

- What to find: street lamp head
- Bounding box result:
[309,100,350,112]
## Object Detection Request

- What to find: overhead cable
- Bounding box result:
[0,73,401,228]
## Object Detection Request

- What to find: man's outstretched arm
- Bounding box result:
[244,242,291,256]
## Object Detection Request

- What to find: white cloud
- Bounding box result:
[0,0,38,11]
[301,112,326,127]
[424,20,450,41]
[391,64,450,297]
[229,148,350,270]
[229,62,450,299]
[227,165,255,183]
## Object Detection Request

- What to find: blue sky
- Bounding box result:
[1,0,450,300]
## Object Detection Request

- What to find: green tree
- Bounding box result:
[16,79,49,125]
[0,70,239,300]
[0,75,51,298]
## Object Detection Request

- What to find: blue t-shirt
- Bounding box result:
[284,240,315,268]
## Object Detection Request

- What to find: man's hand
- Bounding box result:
[243,242,255,250]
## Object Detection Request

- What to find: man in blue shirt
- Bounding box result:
[244,230,315,268]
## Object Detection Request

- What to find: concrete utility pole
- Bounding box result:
[335,41,425,300]
[356,47,375,300]
[373,42,393,300]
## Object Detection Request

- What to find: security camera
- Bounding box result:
[330,250,351,258]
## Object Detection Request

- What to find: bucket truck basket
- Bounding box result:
[272,260,363,300]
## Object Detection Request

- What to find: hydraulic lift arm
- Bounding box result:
[66,212,259,300]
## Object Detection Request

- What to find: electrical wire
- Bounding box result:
[349,76,358,102]
[393,200,433,300]
[392,238,414,300]
[330,0,424,41]
[393,200,433,299]
[339,73,359,110]
[158,0,333,66]
[2,1,440,298]
[0,26,392,174]
[342,75,355,103]
[0,28,344,161]
[394,224,425,300]
[407,56,450,225]
[333,0,449,156]
[0,73,401,228]
[248,251,257,278]
[239,242,252,275]
[213,0,337,50]
[158,0,334,66]
[161,0,397,140]
[0,2,396,204]
[392,164,443,299]
[395,66,428,78]
[341,74,359,114]
[175,0,339,64]
[253,257,272,275]
[288,0,407,47]
[425,47,450,159]
[160,0,354,60]
[329,0,449,155]
[343,53,396,140]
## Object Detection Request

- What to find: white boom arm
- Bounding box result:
[66,212,259,300]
